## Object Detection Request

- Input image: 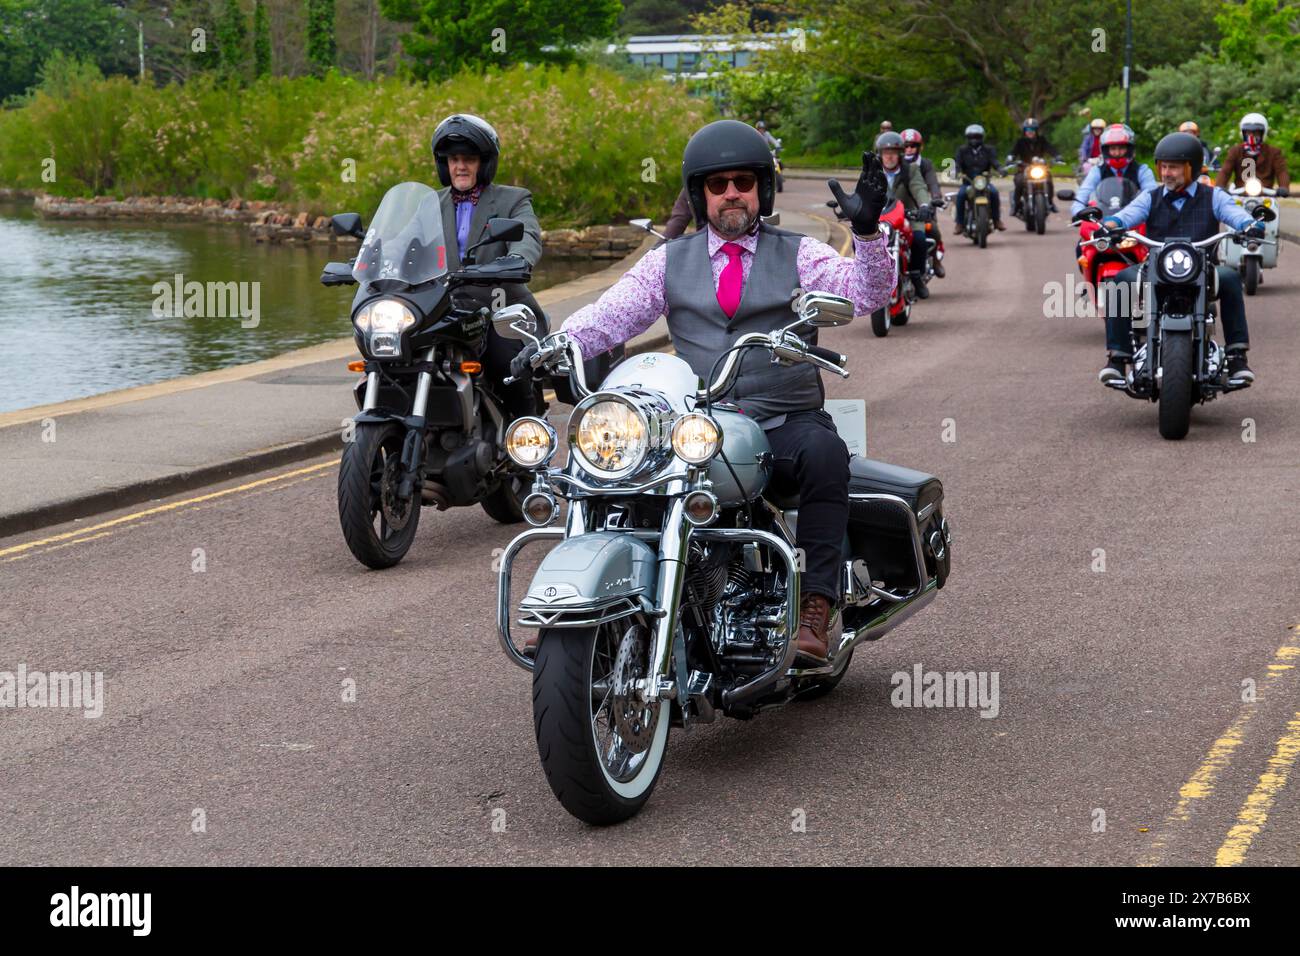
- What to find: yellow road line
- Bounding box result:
[0,460,334,560]
[1215,712,1300,866]
[1140,626,1300,865]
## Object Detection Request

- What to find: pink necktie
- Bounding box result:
[716,242,744,318]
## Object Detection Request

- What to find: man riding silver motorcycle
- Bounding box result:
[491,121,952,824]
[513,120,894,665]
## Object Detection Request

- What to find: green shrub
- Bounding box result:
[0,62,716,226]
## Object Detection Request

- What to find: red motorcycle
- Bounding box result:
[1060,178,1147,314]
[827,197,931,337]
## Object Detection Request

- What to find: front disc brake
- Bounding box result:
[611,625,656,754]
[379,454,412,531]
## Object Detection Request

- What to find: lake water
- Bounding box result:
[0,201,607,413]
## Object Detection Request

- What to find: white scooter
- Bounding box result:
[1223,180,1281,296]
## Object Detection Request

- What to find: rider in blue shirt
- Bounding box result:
[1096,132,1265,388]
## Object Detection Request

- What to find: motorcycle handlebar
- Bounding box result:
[807,344,848,368]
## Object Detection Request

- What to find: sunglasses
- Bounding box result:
[704,173,758,195]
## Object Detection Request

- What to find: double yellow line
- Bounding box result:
[0,460,333,562]
[1142,626,1300,866]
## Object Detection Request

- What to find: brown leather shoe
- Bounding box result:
[794,593,833,666]
[521,632,539,658]
[994,220,1007,231]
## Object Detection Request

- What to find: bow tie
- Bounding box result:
[451,186,482,205]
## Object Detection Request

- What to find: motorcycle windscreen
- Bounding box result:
[1093,176,1139,214]
[352,182,450,287]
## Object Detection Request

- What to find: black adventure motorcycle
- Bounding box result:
[321,181,543,568]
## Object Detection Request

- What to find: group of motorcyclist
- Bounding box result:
[409,104,1288,650]
[1083,113,1289,388]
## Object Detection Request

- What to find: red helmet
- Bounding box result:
[901,128,923,147]
[1099,123,1135,169]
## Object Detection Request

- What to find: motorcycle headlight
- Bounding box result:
[1029,165,1047,180]
[973,175,988,190]
[671,414,721,465]
[355,298,416,357]
[573,398,648,476]
[504,417,556,469]
[1156,242,1201,284]
[1245,177,1263,197]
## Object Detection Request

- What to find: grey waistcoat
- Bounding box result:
[664,224,821,427]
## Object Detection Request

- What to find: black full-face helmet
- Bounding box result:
[431,113,500,188]
[681,119,776,227]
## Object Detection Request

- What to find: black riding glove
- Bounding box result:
[828,151,889,237]
[508,341,541,381]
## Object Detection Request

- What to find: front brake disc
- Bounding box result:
[611,625,656,754]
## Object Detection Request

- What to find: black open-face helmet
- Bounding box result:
[1153,131,1204,170]
[431,113,500,188]
[682,120,776,227]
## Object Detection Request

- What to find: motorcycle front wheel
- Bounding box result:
[1157,332,1194,441]
[871,307,892,337]
[975,205,989,248]
[337,421,421,568]
[1242,257,1259,296]
[1034,193,1047,234]
[532,617,670,825]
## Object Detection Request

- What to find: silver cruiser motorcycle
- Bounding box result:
[490,293,953,824]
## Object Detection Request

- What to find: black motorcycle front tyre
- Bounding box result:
[1157,332,1194,440]
[532,624,670,825]
[871,307,891,337]
[337,421,421,569]
[1242,256,1260,296]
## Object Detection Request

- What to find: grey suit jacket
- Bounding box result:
[437,182,545,321]
[437,183,543,268]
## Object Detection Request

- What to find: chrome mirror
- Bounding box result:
[794,290,854,327]
[492,303,539,342]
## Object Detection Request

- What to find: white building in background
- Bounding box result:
[608,33,801,80]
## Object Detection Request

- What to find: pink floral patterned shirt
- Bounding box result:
[560,226,894,358]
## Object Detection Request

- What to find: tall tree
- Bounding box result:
[253,0,272,75]
[216,0,250,77]
[0,0,126,100]
[380,0,623,79]
[782,0,1221,124]
[305,0,335,75]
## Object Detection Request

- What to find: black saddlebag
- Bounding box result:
[846,456,950,591]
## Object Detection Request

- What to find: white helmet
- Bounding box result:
[1240,112,1268,140]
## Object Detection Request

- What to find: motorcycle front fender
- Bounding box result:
[514,531,660,632]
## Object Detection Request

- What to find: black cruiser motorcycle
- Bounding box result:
[491,292,953,824]
[1076,202,1275,440]
[321,181,543,568]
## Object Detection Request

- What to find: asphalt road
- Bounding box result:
[2,175,1298,866]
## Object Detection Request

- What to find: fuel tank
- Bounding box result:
[707,408,771,506]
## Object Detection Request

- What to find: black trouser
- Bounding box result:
[481,325,539,420]
[764,409,850,604]
[908,228,928,278]
[1102,263,1249,355]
